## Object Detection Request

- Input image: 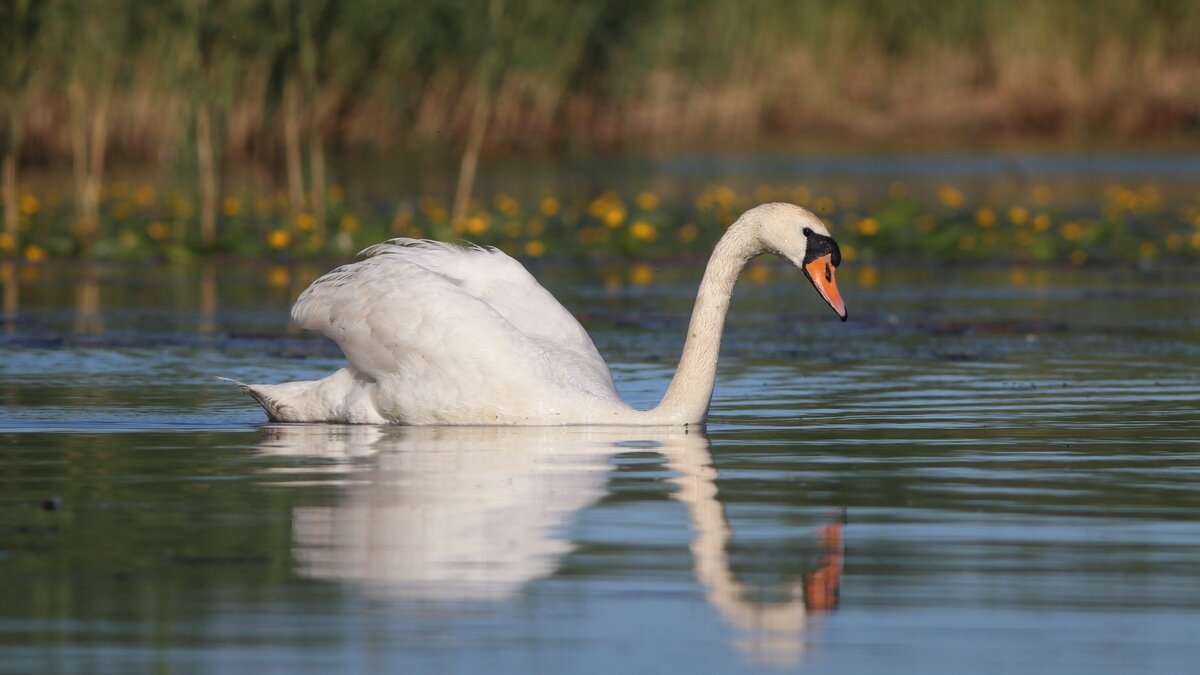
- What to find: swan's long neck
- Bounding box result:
[650,219,760,424]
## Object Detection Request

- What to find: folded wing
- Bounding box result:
[290,239,617,399]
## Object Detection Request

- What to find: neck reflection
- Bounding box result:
[255,424,843,666]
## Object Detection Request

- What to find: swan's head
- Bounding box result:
[749,202,848,322]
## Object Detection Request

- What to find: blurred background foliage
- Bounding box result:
[0,0,1198,262]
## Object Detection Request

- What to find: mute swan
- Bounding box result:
[236,202,847,425]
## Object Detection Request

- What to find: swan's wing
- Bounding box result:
[357,239,600,356]
[290,239,615,394]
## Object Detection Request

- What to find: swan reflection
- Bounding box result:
[255,424,842,666]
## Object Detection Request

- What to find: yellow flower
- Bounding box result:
[147,222,170,241]
[791,186,811,205]
[133,185,156,207]
[603,270,622,293]
[329,185,346,205]
[23,243,46,263]
[975,208,995,228]
[856,217,879,236]
[339,215,360,234]
[465,214,490,236]
[630,263,654,286]
[221,197,242,217]
[958,235,976,251]
[267,265,291,288]
[937,184,965,209]
[524,240,546,257]
[588,195,609,218]
[636,191,659,211]
[111,202,131,220]
[916,215,935,232]
[1190,231,1200,249]
[295,212,316,231]
[747,263,769,284]
[18,193,39,216]
[1069,250,1087,266]
[0,232,14,251]
[525,219,545,238]
[603,205,626,228]
[713,186,736,209]
[678,223,699,243]
[540,197,560,217]
[1060,222,1084,241]
[754,185,774,203]
[1165,233,1183,251]
[493,193,519,217]
[857,265,879,289]
[1032,213,1051,231]
[505,220,522,238]
[840,243,857,262]
[1139,242,1157,259]
[1113,188,1138,210]
[1007,206,1028,226]
[267,229,292,249]
[814,196,834,214]
[630,220,657,242]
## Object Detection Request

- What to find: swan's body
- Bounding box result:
[238,202,846,425]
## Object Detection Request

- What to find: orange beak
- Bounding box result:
[803,254,847,321]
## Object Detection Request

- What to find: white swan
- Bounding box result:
[237,202,847,425]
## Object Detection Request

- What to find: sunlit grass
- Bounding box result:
[1,180,1198,266]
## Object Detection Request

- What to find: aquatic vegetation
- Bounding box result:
[0,180,1196,266]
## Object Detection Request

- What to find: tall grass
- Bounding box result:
[7,0,1198,163]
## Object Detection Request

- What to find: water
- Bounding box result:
[343,148,1200,210]
[1,260,1198,674]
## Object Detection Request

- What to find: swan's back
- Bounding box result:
[287,239,621,424]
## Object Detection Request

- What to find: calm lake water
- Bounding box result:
[1,257,1198,674]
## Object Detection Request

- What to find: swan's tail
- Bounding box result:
[216,376,294,422]
[217,369,385,424]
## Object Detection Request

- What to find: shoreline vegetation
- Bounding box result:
[4,180,1198,266]
[2,0,1199,264]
